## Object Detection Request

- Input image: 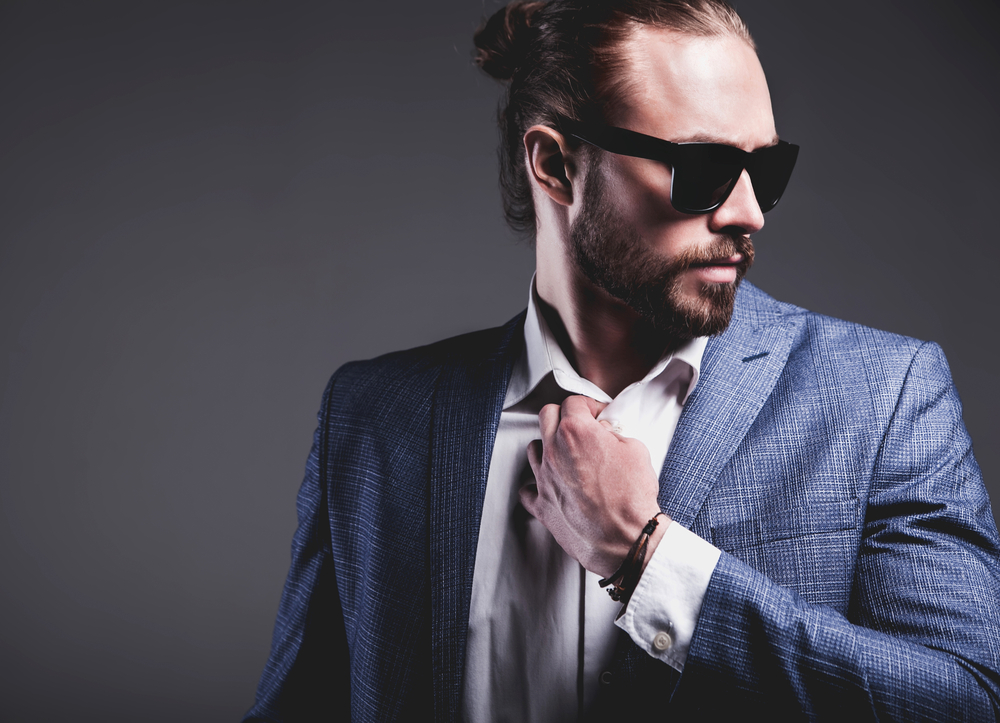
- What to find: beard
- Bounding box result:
[569,160,754,344]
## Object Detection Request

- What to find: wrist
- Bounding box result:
[599,511,671,603]
[640,514,670,575]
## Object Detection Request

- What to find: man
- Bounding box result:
[245,1,1000,720]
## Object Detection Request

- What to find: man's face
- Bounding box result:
[569,28,777,340]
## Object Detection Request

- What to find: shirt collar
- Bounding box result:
[504,276,707,409]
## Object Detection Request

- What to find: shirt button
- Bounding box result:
[652,631,673,651]
[599,670,613,686]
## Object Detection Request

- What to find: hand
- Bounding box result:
[519,395,668,578]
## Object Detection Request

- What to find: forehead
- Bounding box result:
[609,27,776,150]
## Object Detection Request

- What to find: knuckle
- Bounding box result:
[558,415,587,437]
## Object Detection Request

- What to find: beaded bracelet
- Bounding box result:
[598,512,668,603]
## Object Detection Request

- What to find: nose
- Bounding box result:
[709,170,764,235]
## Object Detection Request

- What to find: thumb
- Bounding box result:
[518,483,539,517]
[527,438,543,474]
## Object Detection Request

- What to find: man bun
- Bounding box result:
[474,1,546,81]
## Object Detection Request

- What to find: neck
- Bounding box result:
[535,238,682,399]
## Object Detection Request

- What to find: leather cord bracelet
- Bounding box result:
[598,512,668,603]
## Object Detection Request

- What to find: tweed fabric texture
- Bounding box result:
[244,283,1000,721]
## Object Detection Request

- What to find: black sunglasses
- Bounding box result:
[560,118,799,215]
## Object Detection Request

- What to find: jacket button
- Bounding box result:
[653,631,673,651]
[599,670,613,686]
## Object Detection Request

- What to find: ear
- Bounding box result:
[523,125,576,207]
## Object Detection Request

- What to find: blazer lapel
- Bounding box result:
[428,312,525,722]
[658,285,803,527]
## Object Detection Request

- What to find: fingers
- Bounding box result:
[562,394,607,419]
[537,396,622,463]
[538,403,561,442]
[559,396,627,446]
[541,395,610,439]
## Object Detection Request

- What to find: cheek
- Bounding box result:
[605,157,681,229]
[603,158,705,252]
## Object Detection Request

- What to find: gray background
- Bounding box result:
[1,0,996,720]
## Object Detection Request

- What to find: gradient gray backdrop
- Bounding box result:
[1,1,997,720]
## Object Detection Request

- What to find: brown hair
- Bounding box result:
[474,0,754,239]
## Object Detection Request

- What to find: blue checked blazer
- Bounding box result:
[244,282,1000,721]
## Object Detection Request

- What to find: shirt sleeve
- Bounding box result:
[614,521,721,672]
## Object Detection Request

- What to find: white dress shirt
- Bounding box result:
[462,283,722,722]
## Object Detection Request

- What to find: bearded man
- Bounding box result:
[244,1,1000,720]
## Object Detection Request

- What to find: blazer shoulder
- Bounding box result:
[321,311,526,418]
[738,281,929,362]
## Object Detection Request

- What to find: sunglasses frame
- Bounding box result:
[559,118,799,215]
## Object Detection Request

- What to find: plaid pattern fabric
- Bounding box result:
[244,283,1000,721]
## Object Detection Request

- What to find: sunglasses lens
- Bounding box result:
[749,143,799,212]
[672,142,799,214]
[670,144,744,213]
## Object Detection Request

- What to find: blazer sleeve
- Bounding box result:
[243,377,349,722]
[672,341,1000,721]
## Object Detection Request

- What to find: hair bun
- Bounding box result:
[474,1,546,80]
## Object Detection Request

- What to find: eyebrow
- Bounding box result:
[676,132,781,149]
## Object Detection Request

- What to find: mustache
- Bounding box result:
[674,234,755,273]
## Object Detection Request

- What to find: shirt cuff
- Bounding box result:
[613,521,721,672]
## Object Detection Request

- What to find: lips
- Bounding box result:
[690,253,744,268]
[686,252,745,285]
[674,235,754,282]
